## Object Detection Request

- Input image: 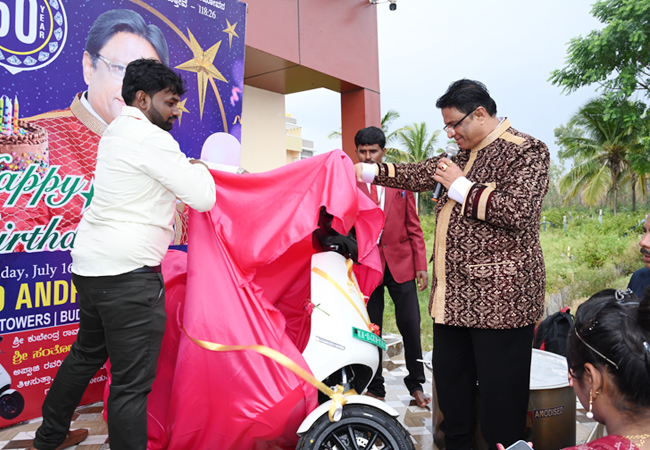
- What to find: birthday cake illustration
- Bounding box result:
[0,96,49,173]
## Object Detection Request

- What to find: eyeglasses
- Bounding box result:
[96,55,127,79]
[443,109,476,132]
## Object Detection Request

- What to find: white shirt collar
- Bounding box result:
[80,91,108,125]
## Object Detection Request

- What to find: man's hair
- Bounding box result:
[354,126,386,149]
[435,79,497,116]
[85,9,169,67]
[122,59,186,106]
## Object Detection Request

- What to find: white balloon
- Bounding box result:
[200,132,241,166]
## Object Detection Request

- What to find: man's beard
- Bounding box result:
[148,105,174,131]
[641,247,650,257]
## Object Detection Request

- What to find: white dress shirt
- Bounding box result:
[72,106,216,276]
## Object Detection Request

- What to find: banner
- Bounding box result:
[0,0,246,426]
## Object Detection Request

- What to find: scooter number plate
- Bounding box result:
[352,327,387,351]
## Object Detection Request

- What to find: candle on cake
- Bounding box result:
[0,95,48,173]
[13,96,19,135]
[3,97,12,136]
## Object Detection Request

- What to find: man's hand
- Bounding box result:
[189,159,209,170]
[416,270,429,291]
[354,163,364,182]
[433,157,463,189]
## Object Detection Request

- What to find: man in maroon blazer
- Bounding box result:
[355,126,431,407]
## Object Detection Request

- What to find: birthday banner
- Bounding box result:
[0,0,247,426]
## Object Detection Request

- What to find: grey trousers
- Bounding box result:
[33,271,166,450]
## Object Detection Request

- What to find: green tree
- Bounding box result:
[394,122,441,163]
[556,97,647,214]
[328,109,411,161]
[394,122,442,213]
[542,159,568,210]
[626,143,650,211]
[549,0,650,124]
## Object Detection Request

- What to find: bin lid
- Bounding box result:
[530,349,570,390]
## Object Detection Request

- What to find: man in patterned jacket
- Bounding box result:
[355,79,549,450]
[0,10,182,251]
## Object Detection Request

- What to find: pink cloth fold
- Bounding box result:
[142,150,384,449]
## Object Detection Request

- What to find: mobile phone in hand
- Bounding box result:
[506,441,533,450]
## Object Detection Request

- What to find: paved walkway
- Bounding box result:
[381,355,601,449]
[0,336,602,449]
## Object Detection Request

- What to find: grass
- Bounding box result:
[379,210,647,352]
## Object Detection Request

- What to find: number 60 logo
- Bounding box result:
[0,0,68,75]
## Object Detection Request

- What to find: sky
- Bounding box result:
[285,0,604,163]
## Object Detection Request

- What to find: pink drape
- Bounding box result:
[142,150,384,449]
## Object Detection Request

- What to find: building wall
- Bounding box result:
[240,85,287,173]
[244,0,380,93]
[242,0,381,160]
[286,150,301,165]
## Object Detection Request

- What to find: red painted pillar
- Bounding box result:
[341,88,381,161]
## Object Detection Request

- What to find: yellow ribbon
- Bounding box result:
[183,261,371,422]
[311,263,370,329]
[183,327,348,421]
[346,259,367,302]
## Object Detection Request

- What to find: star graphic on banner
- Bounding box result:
[222,19,238,49]
[79,179,94,211]
[175,29,227,119]
[177,98,189,126]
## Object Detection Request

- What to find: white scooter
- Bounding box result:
[295,209,415,450]
[0,336,24,420]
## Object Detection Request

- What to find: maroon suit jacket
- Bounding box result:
[358,182,427,284]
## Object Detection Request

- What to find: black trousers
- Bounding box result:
[433,323,535,450]
[366,264,426,397]
[33,271,166,450]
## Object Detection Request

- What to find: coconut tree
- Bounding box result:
[628,141,650,211]
[328,109,411,161]
[557,97,647,215]
[394,121,441,163]
[394,122,442,212]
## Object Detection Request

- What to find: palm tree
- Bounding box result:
[557,97,647,215]
[394,122,442,212]
[328,109,411,161]
[394,122,441,163]
[628,142,650,211]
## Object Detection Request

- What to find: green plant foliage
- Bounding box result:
[549,0,650,123]
[539,208,645,299]
[381,209,647,350]
[555,97,647,214]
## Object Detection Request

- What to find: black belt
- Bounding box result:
[130,265,162,274]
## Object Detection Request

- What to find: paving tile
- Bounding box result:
[3,440,33,449]
[0,345,598,450]
[9,432,34,441]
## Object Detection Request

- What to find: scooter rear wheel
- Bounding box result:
[297,404,415,450]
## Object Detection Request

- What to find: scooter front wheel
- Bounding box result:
[0,391,24,420]
[297,404,415,450]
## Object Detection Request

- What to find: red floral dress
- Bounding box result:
[564,436,640,450]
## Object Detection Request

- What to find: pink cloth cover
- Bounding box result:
[103,150,384,449]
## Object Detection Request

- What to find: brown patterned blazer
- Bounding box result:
[373,119,549,329]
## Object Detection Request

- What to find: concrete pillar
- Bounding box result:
[341,88,381,161]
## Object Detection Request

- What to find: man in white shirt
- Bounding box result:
[29,59,217,450]
[10,9,171,241]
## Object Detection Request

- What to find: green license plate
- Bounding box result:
[352,327,387,351]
